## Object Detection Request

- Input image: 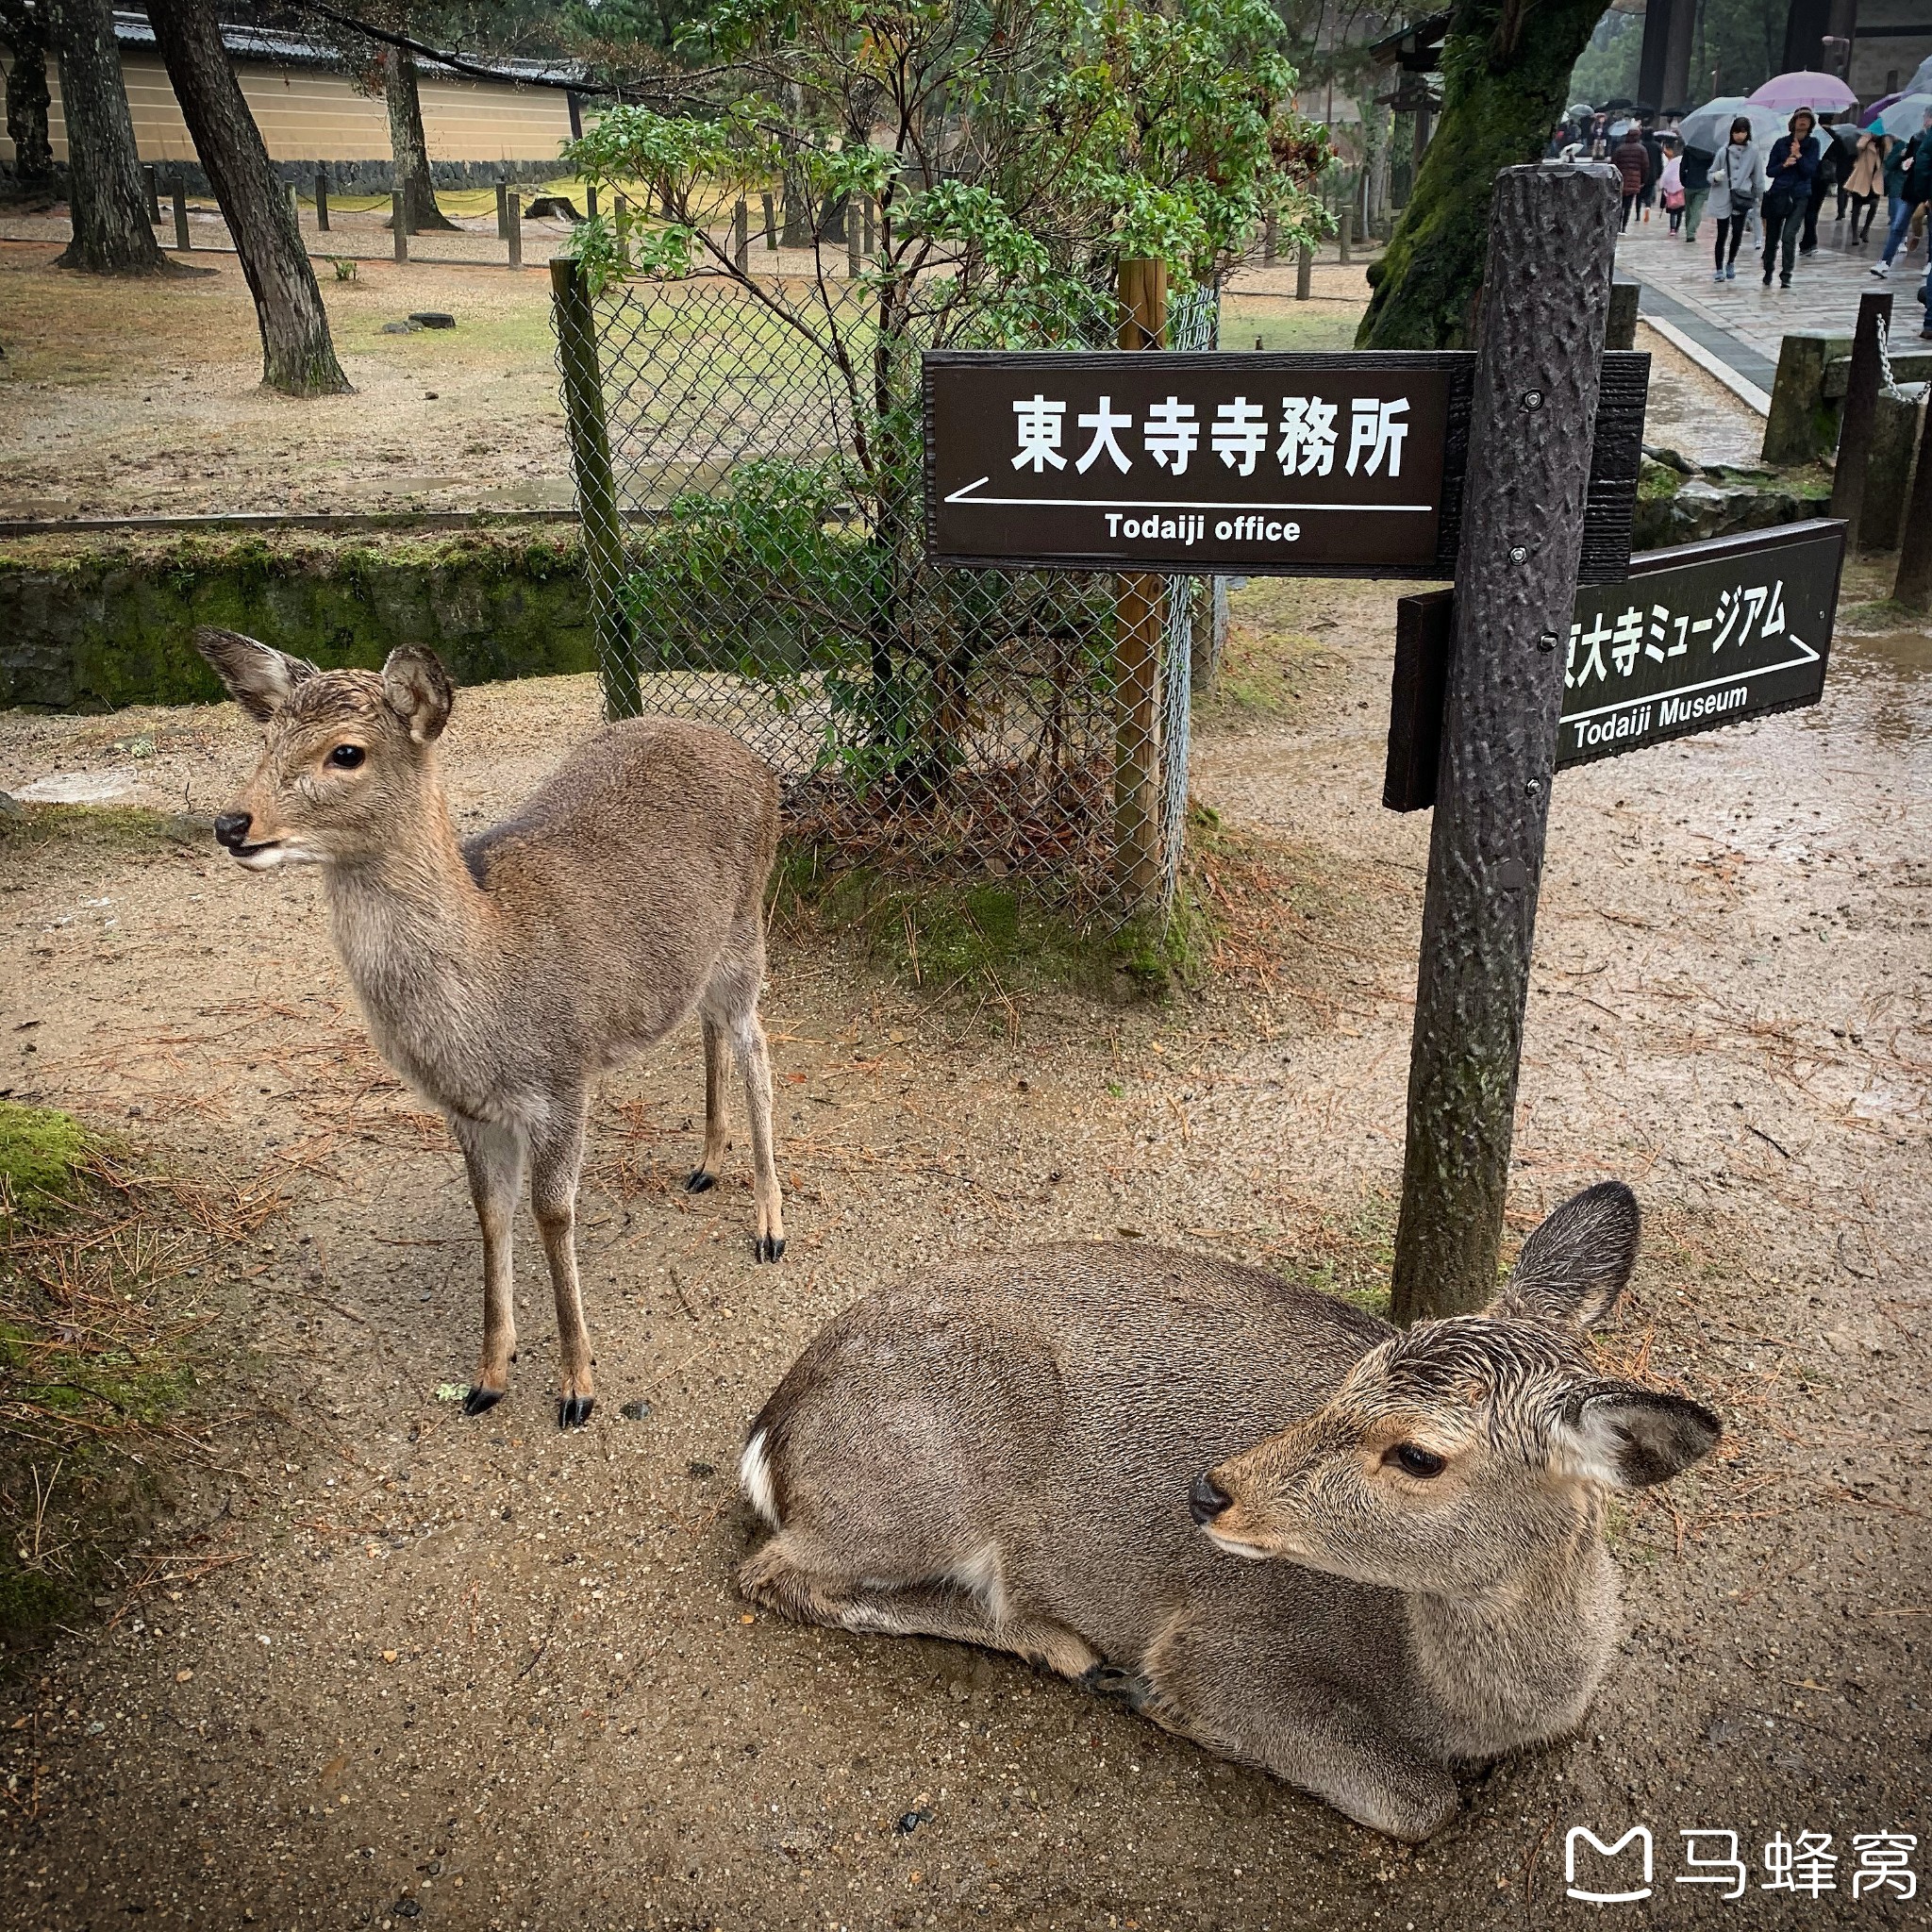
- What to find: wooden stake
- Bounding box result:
[172,182,190,252]
[392,192,408,260]
[761,191,776,248]
[1296,243,1311,300]
[506,192,522,271]
[495,179,508,240]
[316,168,330,233]
[1829,291,1892,550]
[552,257,640,720]
[734,199,749,271]
[1893,391,1932,609]
[1390,163,1621,1324]
[1112,257,1168,906]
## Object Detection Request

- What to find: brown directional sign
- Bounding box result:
[1383,519,1845,810]
[922,350,1650,582]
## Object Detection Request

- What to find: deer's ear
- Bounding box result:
[195,627,318,722]
[380,647,453,743]
[1486,1181,1640,1331]
[1553,1383,1721,1490]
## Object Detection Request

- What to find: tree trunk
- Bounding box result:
[44,0,165,271]
[0,0,58,199]
[146,0,350,396]
[1357,0,1606,349]
[382,42,456,232]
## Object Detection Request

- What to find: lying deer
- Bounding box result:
[738,1181,1717,1840]
[197,629,785,1428]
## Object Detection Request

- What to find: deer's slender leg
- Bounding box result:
[451,1113,525,1417]
[705,942,785,1262]
[686,1014,727,1193]
[530,1091,595,1429]
[734,1001,784,1262]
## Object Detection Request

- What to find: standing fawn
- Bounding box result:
[197,629,785,1428]
[739,1181,1718,1840]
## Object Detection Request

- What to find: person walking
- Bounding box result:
[1615,126,1650,230]
[1845,129,1887,246]
[1641,124,1665,219]
[1873,108,1932,276]
[1710,117,1761,281]
[1802,125,1844,251]
[1661,148,1686,233]
[1680,142,1714,242]
[1761,108,1821,288]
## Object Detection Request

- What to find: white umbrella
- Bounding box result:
[1677,96,1786,157]
[1866,94,1932,141]
[1908,55,1932,97]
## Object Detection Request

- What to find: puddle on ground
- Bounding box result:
[1840,629,1932,679]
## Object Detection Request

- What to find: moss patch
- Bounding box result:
[0,1111,279,1659]
[0,1103,92,1220]
[773,843,1209,1009]
[0,803,210,855]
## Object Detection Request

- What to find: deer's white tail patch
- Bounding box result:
[741,1428,779,1527]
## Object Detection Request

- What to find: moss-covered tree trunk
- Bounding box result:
[1357,0,1607,349]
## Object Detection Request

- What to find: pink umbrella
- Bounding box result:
[1749,70,1858,113]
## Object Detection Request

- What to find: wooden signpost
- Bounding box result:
[916,163,1838,1324]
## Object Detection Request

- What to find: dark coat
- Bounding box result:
[1904,129,1932,208]
[1614,137,1649,194]
[1679,145,1713,194]
[1763,132,1821,208]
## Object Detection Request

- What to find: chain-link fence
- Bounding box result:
[551,258,1218,921]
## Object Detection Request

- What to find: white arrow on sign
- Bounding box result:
[941,475,1432,512]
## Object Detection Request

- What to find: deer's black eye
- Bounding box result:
[1390,1443,1446,1479]
[327,743,366,770]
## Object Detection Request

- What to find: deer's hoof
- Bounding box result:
[1078,1664,1150,1711]
[557,1394,596,1430]
[685,1169,717,1194]
[754,1233,786,1264]
[462,1384,506,1418]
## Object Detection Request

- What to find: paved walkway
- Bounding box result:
[1614,200,1928,414]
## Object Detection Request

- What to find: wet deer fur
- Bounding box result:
[737,1182,1718,1840]
[197,628,785,1427]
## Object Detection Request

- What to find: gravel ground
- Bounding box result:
[1,550,1927,1928]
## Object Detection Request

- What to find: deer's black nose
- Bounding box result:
[1190,1473,1232,1524]
[213,811,252,851]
